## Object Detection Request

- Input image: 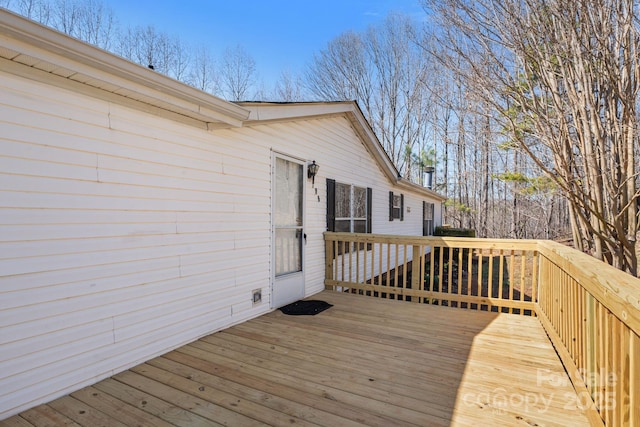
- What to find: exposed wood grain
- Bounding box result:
[93,378,218,427]
[18,405,81,427]
[0,415,34,427]
[70,386,174,427]
[46,396,128,427]
[631,331,640,426]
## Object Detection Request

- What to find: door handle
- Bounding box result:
[304,233,307,243]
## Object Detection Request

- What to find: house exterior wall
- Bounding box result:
[0,70,442,418]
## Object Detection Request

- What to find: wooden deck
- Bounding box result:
[2,291,590,427]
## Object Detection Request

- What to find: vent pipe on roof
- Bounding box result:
[424,166,435,189]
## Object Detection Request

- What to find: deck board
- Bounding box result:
[2,291,591,426]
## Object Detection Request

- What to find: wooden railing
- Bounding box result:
[536,241,640,427]
[324,232,539,314]
[324,232,640,426]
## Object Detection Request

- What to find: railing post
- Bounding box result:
[324,234,334,290]
[411,243,422,303]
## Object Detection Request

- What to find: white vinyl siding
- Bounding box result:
[0,71,271,417]
[0,68,442,418]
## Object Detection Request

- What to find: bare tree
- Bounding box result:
[422,27,571,240]
[188,45,219,94]
[10,0,51,24]
[305,31,374,110]
[13,0,116,49]
[305,15,433,175]
[114,24,189,80]
[127,26,170,72]
[168,36,190,81]
[51,0,79,38]
[220,44,257,101]
[273,70,305,102]
[425,0,640,273]
[74,0,115,50]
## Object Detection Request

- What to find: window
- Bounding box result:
[423,201,435,236]
[327,179,372,233]
[389,191,404,221]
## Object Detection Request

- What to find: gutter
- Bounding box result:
[0,9,250,127]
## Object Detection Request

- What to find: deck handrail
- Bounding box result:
[535,240,640,427]
[324,232,640,426]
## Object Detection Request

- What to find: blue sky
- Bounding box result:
[106,0,425,84]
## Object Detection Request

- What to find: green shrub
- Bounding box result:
[432,227,475,264]
[434,226,476,238]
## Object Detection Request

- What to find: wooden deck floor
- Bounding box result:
[2,291,591,427]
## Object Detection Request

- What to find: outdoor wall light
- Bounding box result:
[308,160,320,185]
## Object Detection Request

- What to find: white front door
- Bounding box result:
[272,154,305,308]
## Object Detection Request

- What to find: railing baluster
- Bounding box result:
[420,244,425,303]
[333,240,338,286]
[456,246,463,308]
[438,244,444,304]
[508,250,514,314]
[520,252,526,315]
[578,286,585,377]
[379,242,383,297]
[412,244,422,304]
[466,245,472,310]
[402,244,408,300]
[608,314,618,426]
[429,244,435,305]
[596,302,604,412]
[370,241,375,295]
[355,238,360,288]
[498,249,505,312]
[477,249,483,311]
[386,242,391,297]
[531,250,538,305]
[487,249,494,312]
[630,331,640,425]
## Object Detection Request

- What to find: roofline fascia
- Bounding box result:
[0,9,250,127]
[238,101,446,201]
[395,178,447,202]
[238,101,400,181]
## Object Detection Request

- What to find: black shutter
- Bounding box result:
[389,191,394,221]
[366,187,372,233]
[326,178,336,231]
[400,194,404,221]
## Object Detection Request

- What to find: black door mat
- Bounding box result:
[279,300,333,316]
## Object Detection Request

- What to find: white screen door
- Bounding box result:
[272,155,305,307]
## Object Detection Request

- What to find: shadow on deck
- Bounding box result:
[3,290,590,427]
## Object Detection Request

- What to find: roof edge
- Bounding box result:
[0,9,250,127]
[238,101,446,201]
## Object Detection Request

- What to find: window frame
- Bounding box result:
[327,179,373,254]
[334,183,367,233]
[389,191,404,221]
[327,179,372,233]
[423,201,435,236]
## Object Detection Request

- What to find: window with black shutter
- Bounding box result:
[327,179,372,233]
[423,201,435,236]
[389,191,404,221]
